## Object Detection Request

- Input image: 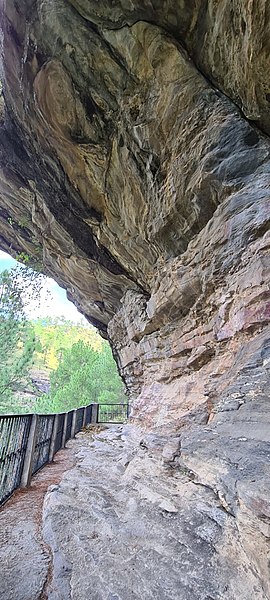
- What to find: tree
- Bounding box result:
[0,267,37,411]
[32,317,102,371]
[34,339,126,413]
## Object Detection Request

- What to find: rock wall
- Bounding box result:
[0,1,270,593]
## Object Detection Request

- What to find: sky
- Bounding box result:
[0,250,87,324]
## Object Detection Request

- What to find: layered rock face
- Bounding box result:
[0,1,270,595]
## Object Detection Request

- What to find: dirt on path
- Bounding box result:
[0,443,76,600]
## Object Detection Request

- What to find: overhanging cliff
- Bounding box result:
[0,0,269,418]
[0,1,270,596]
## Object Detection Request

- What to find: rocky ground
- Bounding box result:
[1,425,269,600]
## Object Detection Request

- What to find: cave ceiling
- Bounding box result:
[0,1,269,335]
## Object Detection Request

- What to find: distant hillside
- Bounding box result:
[32,317,102,371]
[1,317,125,415]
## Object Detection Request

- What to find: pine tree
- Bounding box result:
[34,339,126,413]
[0,267,41,412]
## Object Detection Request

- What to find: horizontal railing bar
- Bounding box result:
[0,405,94,419]
[97,405,128,409]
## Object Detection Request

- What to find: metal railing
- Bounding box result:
[32,414,54,475]
[97,403,129,423]
[75,406,84,435]
[0,415,31,505]
[65,410,73,442]
[0,402,128,507]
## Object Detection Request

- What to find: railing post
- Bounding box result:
[82,406,87,428]
[49,415,59,462]
[71,409,77,438]
[91,403,98,424]
[61,413,68,448]
[20,415,38,488]
[84,405,90,426]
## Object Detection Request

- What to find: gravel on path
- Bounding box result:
[0,443,76,600]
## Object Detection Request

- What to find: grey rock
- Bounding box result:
[42,428,269,600]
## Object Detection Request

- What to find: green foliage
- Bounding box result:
[32,317,102,371]
[0,269,36,411]
[34,339,126,413]
[0,265,125,415]
[15,249,43,273]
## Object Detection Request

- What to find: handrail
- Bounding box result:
[0,402,128,507]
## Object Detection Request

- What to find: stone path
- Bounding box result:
[0,445,76,600]
[0,425,269,600]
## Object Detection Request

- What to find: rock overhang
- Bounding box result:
[0,0,269,414]
[0,2,270,594]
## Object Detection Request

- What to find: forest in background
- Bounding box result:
[32,317,126,414]
[0,265,126,415]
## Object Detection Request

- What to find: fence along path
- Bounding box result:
[0,402,128,507]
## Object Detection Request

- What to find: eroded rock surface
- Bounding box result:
[43,427,270,600]
[0,0,269,418]
[0,2,269,596]
[0,1,269,339]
